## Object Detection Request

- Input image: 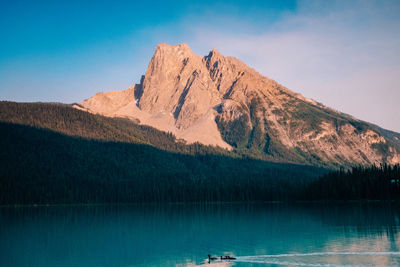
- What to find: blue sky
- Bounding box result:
[1,0,399,132]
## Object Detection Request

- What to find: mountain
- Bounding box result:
[76,43,400,167]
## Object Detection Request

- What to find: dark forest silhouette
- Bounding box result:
[0,102,399,204]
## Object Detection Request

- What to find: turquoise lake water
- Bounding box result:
[1,203,399,266]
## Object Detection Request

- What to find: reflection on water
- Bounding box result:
[0,203,399,267]
[232,252,400,266]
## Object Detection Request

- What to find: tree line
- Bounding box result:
[301,164,400,201]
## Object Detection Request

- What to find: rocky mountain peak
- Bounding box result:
[139,43,218,128]
[205,48,224,63]
[154,43,194,61]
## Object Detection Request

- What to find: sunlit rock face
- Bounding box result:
[76,43,400,166]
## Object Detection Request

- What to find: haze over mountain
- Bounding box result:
[76,43,400,167]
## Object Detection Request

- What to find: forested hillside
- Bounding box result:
[0,122,324,204]
[0,102,326,204]
[0,101,229,156]
[302,164,400,200]
[2,102,397,204]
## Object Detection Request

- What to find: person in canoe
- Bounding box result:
[220,255,236,260]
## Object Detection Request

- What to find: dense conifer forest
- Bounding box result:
[1,101,399,204]
[0,122,323,204]
[302,164,400,200]
[0,102,325,204]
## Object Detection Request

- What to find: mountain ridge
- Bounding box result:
[76,43,400,167]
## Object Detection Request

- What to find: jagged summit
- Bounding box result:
[156,42,191,50]
[75,43,400,166]
[207,48,223,59]
[153,43,195,61]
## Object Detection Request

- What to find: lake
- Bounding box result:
[1,203,399,267]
